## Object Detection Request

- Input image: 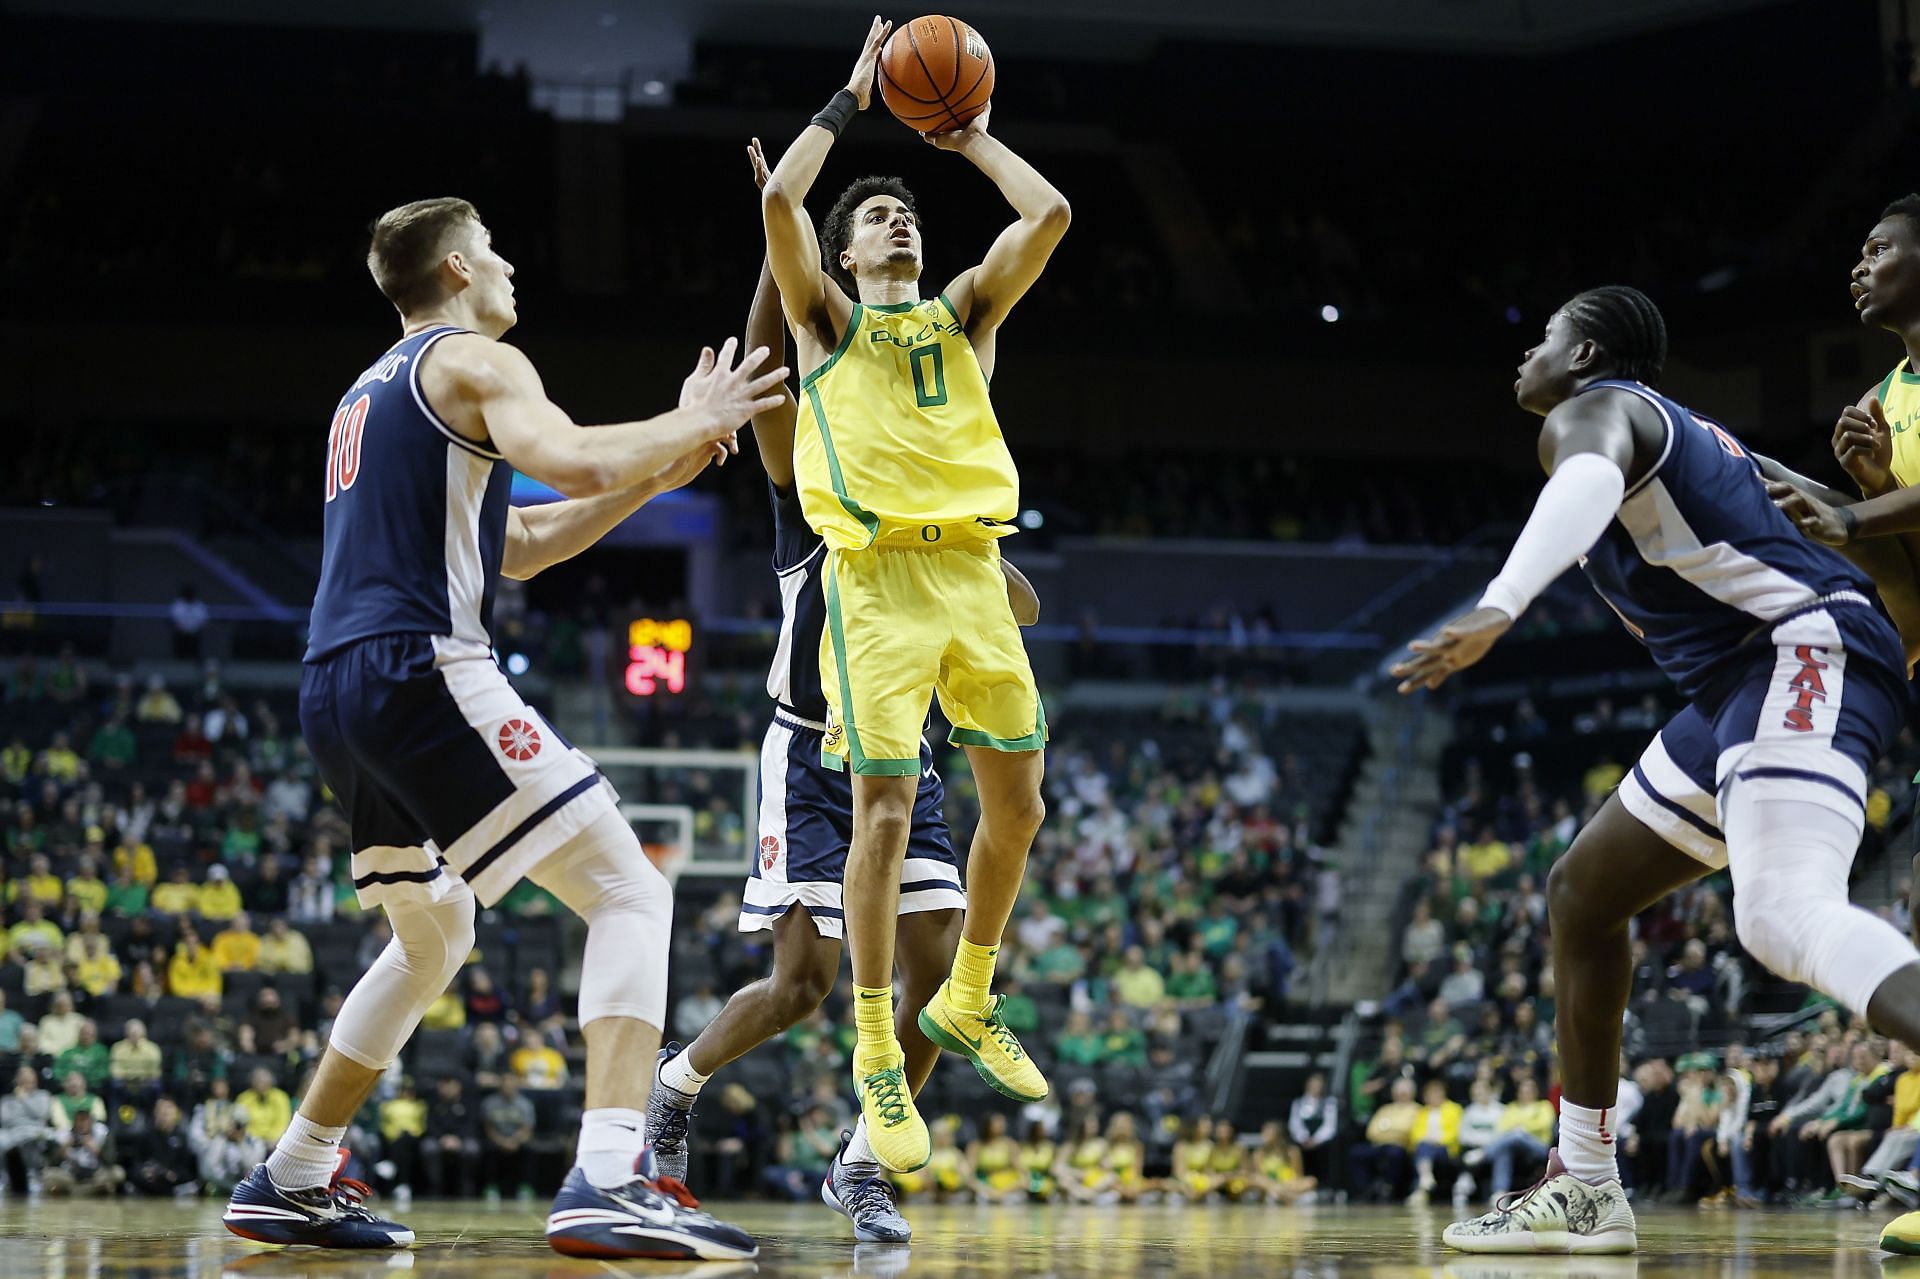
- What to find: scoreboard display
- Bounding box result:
[625,617,693,697]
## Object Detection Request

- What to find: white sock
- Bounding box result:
[264,1115,347,1190]
[577,1107,648,1189]
[1557,1101,1619,1183]
[659,1051,711,1098]
[843,1118,876,1167]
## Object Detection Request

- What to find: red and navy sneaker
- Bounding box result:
[546,1165,757,1261]
[223,1153,414,1248]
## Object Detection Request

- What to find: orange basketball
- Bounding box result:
[879,15,994,134]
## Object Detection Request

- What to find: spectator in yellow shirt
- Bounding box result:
[212,912,261,971]
[168,931,223,1000]
[196,865,242,922]
[109,1018,164,1097]
[38,732,80,784]
[71,934,122,998]
[422,981,467,1032]
[1582,755,1626,802]
[255,918,313,976]
[7,898,64,958]
[510,1042,569,1092]
[113,839,157,887]
[236,1067,293,1146]
[1478,1076,1557,1196]
[1459,827,1513,883]
[379,1080,428,1192]
[149,866,199,918]
[64,857,108,916]
[1407,1077,1464,1204]
[10,854,65,907]
[1350,1077,1420,1200]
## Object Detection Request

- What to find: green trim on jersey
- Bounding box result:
[823,557,920,778]
[801,304,864,392]
[804,381,881,548]
[948,700,1049,753]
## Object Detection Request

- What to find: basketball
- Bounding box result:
[879,15,995,133]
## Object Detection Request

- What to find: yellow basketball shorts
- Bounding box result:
[820,539,1046,776]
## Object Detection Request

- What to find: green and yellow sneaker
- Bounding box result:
[853,1056,929,1174]
[918,983,1049,1102]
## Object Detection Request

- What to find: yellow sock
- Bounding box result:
[852,984,899,1072]
[949,937,999,1013]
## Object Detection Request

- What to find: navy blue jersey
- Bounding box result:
[305,327,512,661]
[766,480,829,722]
[1577,379,1876,699]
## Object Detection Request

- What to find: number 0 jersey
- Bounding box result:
[1575,379,1879,699]
[305,326,512,661]
[792,295,1018,550]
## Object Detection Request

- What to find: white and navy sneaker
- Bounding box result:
[223,1153,415,1248]
[822,1131,912,1243]
[546,1166,757,1261]
[1443,1149,1636,1254]
[645,1043,698,1184]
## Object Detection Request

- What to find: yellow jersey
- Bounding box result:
[1880,358,1920,488]
[794,296,1018,550]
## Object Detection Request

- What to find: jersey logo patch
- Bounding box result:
[1782,645,1830,733]
[760,834,782,870]
[497,719,543,761]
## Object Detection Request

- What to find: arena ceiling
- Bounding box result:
[6,0,1811,71]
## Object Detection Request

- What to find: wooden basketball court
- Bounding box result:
[2,1199,1906,1279]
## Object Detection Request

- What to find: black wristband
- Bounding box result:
[811,89,859,138]
[1838,503,1860,543]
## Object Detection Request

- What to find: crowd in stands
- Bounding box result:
[1336,639,1920,1211]
[0,647,1363,1204]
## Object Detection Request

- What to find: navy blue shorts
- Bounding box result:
[741,710,964,939]
[301,634,616,909]
[1618,598,1908,868]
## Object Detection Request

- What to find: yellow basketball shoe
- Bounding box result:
[1882,1211,1920,1255]
[853,1056,929,1174]
[918,984,1049,1102]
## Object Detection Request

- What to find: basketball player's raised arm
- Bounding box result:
[761,18,889,341]
[932,106,1071,337]
[435,336,783,500]
[743,138,799,490]
[1392,396,1633,693]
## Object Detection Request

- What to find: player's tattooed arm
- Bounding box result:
[762,18,887,347]
[744,137,799,490]
[933,104,1071,340]
[1001,557,1040,626]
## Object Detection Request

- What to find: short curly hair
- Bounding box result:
[821,176,920,297]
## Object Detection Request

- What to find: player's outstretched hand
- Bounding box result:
[680,338,789,432]
[746,137,772,190]
[1390,606,1513,694]
[923,103,990,151]
[1767,479,1851,546]
[1833,396,1894,495]
[846,15,892,109]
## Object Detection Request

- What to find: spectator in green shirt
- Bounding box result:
[1099,1009,1148,1067]
[995,979,1040,1037]
[1195,909,1239,959]
[1055,1010,1106,1066]
[1165,951,1219,1008]
[104,869,149,917]
[86,717,136,771]
[53,1020,110,1091]
[1024,938,1087,985]
[54,1070,107,1124]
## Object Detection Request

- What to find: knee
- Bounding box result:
[992,789,1046,842]
[1545,857,1587,932]
[1733,890,1806,980]
[769,958,836,1026]
[396,891,476,987]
